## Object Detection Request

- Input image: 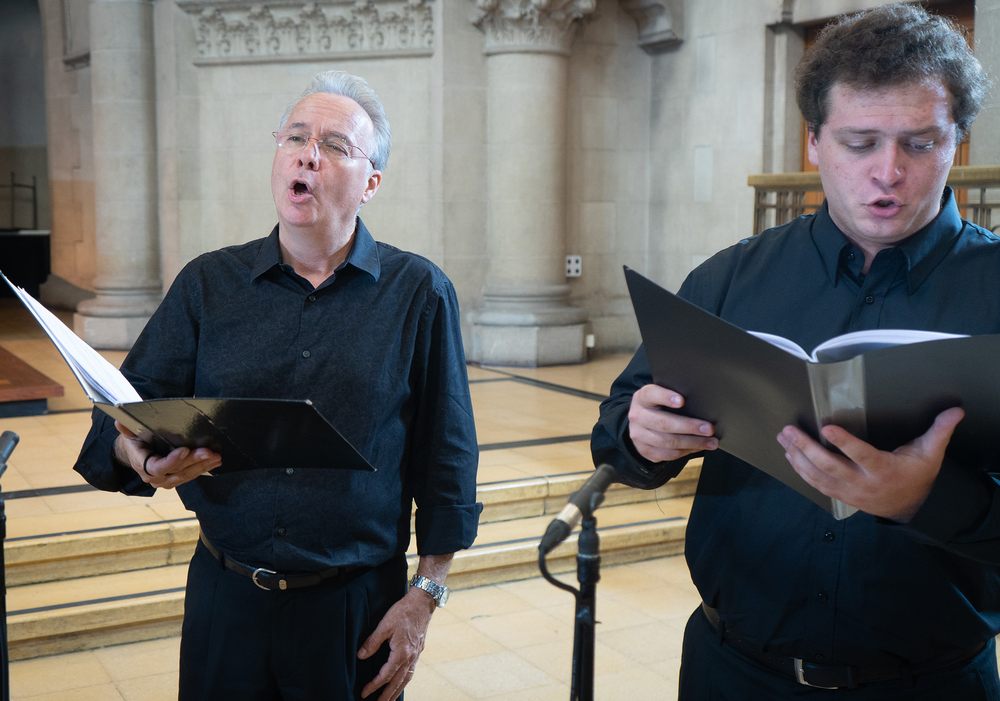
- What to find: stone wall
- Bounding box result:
[23,0,1000,354]
[39,0,95,293]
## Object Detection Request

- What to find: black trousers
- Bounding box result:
[678,606,1000,700]
[178,541,405,701]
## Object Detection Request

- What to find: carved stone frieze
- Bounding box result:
[618,0,682,54]
[471,0,597,56]
[177,0,434,65]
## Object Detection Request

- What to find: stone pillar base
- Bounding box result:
[74,313,152,351]
[472,321,586,366]
[470,283,587,366]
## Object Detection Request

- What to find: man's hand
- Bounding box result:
[628,384,718,463]
[356,587,434,701]
[777,407,965,522]
[357,553,451,701]
[114,421,222,490]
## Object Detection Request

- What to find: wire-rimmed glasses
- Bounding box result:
[273,131,375,169]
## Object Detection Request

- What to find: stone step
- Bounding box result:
[4,462,700,588]
[5,498,692,660]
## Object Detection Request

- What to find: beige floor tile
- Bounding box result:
[469,609,572,650]
[10,650,112,697]
[41,490,135,514]
[475,464,536,484]
[431,650,557,699]
[511,637,638,686]
[444,585,536,622]
[419,621,505,665]
[113,671,178,701]
[405,664,474,701]
[4,499,54,519]
[15,684,126,701]
[93,637,180,682]
[600,582,702,621]
[599,620,687,667]
[7,505,166,540]
[594,665,673,701]
[483,683,571,701]
[497,574,581,611]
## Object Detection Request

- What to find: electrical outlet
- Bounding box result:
[585,334,596,349]
[566,255,582,277]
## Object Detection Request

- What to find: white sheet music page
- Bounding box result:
[1,272,142,405]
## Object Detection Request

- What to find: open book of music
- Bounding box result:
[2,272,373,473]
[626,267,1000,520]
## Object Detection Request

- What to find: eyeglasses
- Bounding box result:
[273,131,375,169]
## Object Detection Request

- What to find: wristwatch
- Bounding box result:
[409,574,449,607]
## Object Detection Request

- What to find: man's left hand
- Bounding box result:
[357,587,434,701]
[777,407,965,522]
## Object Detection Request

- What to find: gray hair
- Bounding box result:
[279,71,392,172]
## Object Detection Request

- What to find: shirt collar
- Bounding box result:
[811,187,963,293]
[251,218,382,283]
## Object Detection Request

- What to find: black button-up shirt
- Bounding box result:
[75,220,481,571]
[593,189,1000,665]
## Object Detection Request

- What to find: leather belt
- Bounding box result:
[199,531,359,592]
[701,603,986,690]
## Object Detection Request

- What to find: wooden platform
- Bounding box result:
[0,346,62,417]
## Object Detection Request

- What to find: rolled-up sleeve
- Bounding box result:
[409,280,482,555]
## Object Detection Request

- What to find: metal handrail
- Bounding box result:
[748,165,1000,235]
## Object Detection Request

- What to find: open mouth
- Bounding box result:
[292,180,310,196]
[873,199,896,208]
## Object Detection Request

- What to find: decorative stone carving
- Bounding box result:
[618,0,682,54]
[177,0,434,65]
[471,0,597,55]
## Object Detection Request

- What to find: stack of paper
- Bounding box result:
[1,272,141,405]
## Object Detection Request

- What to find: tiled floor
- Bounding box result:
[8,555,698,700]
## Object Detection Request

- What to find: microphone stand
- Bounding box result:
[539,491,605,701]
[0,430,18,701]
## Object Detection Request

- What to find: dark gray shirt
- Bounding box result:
[593,189,1000,665]
[75,220,481,570]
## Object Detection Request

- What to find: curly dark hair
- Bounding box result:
[795,3,988,140]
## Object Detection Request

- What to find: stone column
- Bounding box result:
[74,0,161,350]
[469,0,594,366]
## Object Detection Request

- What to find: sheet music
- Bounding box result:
[1,272,142,405]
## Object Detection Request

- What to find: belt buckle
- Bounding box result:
[252,567,287,591]
[793,659,840,689]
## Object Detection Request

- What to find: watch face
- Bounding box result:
[437,587,449,607]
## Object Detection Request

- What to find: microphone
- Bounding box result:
[539,464,616,555]
[0,431,18,478]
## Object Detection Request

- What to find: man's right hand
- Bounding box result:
[627,384,718,463]
[114,421,222,490]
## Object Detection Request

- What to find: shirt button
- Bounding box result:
[864,295,875,305]
[308,295,316,302]
[847,252,855,261]
[302,350,311,358]
[823,531,835,542]
[817,592,829,602]
[285,467,294,476]
[276,527,286,536]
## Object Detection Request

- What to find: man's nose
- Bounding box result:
[298,141,321,170]
[871,142,904,187]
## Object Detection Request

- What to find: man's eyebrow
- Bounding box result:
[833,127,946,137]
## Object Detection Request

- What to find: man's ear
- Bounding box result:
[361,170,382,204]
[807,128,821,168]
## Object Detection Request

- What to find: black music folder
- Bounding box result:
[3,271,373,474]
[97,398,373,474]
[625,267,1000,519]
